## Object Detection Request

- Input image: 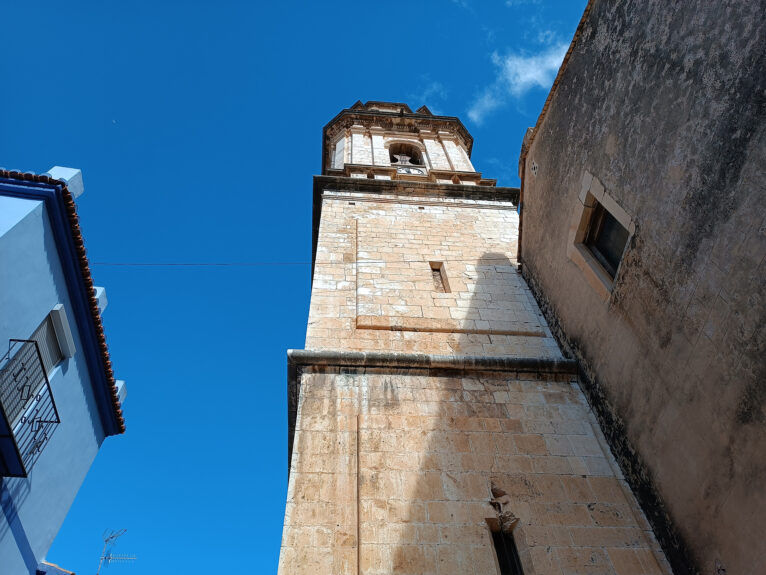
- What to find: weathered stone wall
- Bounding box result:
[278,368,670,575]
[333,134,346,170]
[306,191,560,358]
[351,127,373,166]
[280,170,674,573]
[520,1,766,573]
[443,138,473,172]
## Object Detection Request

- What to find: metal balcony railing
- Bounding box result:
[0,340,61,477]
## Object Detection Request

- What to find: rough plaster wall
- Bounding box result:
[278,369,670,575]
[0,199,104,572]
[306,192,559,358]
[520,1,766,573]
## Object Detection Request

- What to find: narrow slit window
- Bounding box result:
[429,261,450,293]
[489,528,525,575]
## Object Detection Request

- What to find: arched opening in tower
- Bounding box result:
[389,143,423,166]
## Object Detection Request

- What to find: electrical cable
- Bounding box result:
[91,257,518,267]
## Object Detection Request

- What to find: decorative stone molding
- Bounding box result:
[322,105,474,174]
[490,484,520,534]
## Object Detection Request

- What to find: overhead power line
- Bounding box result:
[90,257,519,268]
[91,262,312,267]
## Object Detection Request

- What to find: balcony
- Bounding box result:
[0,340,61,477]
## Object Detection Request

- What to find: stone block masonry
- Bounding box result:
[280,100,672,574]
[280,180,671,574]
[307,191,560,359]
[279,365,671,575]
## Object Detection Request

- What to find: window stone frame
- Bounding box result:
[567,171,635,302]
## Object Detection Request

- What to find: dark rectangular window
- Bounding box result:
[429,261,450,293]
[585,203,629,278]
[490,529,525,575]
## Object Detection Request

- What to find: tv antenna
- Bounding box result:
[96,529,136,574]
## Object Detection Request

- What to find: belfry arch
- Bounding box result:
[387,141,425,166]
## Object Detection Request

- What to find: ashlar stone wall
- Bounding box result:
[280,180,672,574]
[279,367,671,575]
[306,191,559,358]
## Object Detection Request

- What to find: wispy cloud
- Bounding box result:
[410,79,448,115]
[451,0,473,10]
[492,43,568,98]
[467,90,503,125]
[467,41,568,124]
[536,29,557,44]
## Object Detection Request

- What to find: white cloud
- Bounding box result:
[467,90,502,124]
[467,42,568,124]
[418,80,448,102]
[493,42,568,96]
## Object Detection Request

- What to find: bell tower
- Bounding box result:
[323,101,491,184]
[279,102,670,575]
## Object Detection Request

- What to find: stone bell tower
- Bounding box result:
[278,102,670,575]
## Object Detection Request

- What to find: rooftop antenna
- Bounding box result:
[96,529,136,574]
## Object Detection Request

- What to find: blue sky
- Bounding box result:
[1,0,586,571]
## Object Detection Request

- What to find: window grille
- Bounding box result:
[0,339,61,477]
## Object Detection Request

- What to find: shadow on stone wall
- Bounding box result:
[385,252,523,574]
